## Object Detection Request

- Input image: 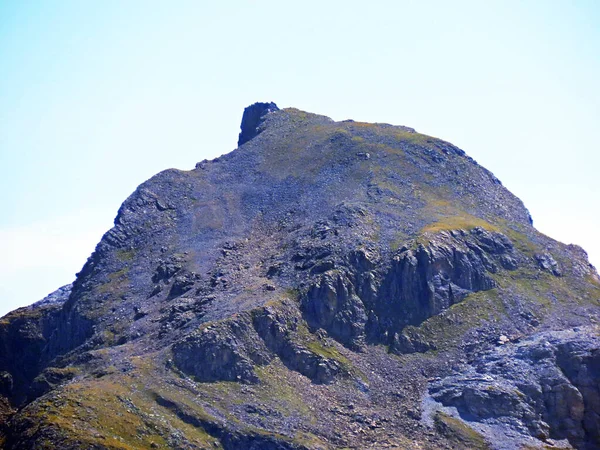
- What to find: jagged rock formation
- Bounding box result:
[238,102,279,146]
[428,327,600,449]
[0,104,599,449]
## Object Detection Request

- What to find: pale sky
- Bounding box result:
[1,1,599,317]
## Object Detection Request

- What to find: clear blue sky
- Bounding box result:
[1,1,599,316]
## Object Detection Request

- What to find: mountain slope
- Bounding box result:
[1,103,599,449]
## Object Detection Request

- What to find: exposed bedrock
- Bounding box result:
[172,228,522,387]
[0,285,73,406]
[172,313,268,383]
[429,328,600,449]
[301,228,518,351]
[172,303,348,385]
[238,101,279,146]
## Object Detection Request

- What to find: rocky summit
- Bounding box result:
[1,103,599,450]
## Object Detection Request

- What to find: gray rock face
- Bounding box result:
[536,252,562,276]
[0,284,74,399]
[238,101,279,146]
[173,313,266,383]
[0,287,71,405]
[30,284,72,309]
[428,327,600,449]
[302,227,519,351]
[172,302,348,385]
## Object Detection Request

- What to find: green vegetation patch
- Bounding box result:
[495,220,539,255]
[305,340,351,368]
[254,363,313,419]
[434,411,491,450]
[417,194,500,237]
[39,358,229,449]
[586,273,600,290]
[347,121,437,147]
[496,266,599,310]
[0,305,46,326]
[421,214,499,234]
[397,289,506,352]
[25,379,170,449]
[96,267,130,297]
[116,249,136,262]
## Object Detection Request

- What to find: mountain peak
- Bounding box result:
[237,101,279,146]
[1,105,599,449]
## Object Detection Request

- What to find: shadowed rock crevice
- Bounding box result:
[0,286,72,406]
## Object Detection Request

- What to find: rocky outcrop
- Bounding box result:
[172,313,268,383]
[303,270,369,349]
[428,327,600,449]
[238,101,279,146]
[29,284,72,309]
[252,305,348,384]
[172,303,351,385]
[302,228,520,351]
[0,290,67,405]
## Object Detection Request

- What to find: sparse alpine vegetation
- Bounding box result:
[0,103,598,450]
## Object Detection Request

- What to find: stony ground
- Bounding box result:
[1,104,599,449]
